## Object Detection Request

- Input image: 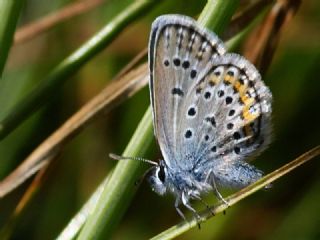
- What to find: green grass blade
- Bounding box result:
[0,0,25,77]
[57,175,110,240]
[198,0,239,32]
[77,107,153,240]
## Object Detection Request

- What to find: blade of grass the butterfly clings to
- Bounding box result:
[151,145,320,240]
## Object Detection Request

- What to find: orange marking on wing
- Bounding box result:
[231,79,247,96]
[242,106,258,122]
[224,74,235,85]
[209,75,219,85]
[241,96,254,106]
[234,81,241,91]
[238,85,247,95]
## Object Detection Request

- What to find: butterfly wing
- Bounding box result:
[148,15,226,168]
[177,53,272,175]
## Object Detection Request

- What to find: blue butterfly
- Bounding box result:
[113,14,272,222]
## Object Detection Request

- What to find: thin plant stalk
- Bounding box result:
[77,107,154,240]
[0,0,25,76]
[14,0,105,44]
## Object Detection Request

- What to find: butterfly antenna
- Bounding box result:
[109,153,158,166]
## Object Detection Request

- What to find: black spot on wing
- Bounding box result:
[227,123,234,130]
[214,70,221,76]
[205,116,216,127]
[187,107,196,116]
[171,88,184,96]
[217,90,224,97]
[190,69,197,79]
[234,147,241,154]
[211,146,217,152]
[227,70,234,76]
[204,91,211,99]
[225,96,233,104]
[163,59,170,66]
[233,132,241,140]
[185,129,193,139]
[173,58,181,66]
[182,60,190,69]
[228,109,235,116]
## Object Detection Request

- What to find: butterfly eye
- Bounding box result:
[157,165,166,182]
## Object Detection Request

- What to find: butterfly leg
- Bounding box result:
[182,192,202,228]
[212,175,230,207]
[206,170,230,208]
[174,197,186,221]
[191,193,215,216]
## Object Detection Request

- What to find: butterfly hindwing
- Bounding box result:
[177,53,272,175]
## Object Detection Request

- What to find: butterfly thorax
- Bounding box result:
[170,169,212,197]
[148,160,212,200]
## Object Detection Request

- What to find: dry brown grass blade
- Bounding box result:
[0,63,148,198]
[243,0,301,73]
[0,157,53,239]
[14,0,105,45]
[114,47,147,79]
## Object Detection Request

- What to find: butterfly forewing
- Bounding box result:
[149,15,226,168]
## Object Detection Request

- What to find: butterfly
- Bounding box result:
[147,14,272,220]
[111,14,272,222]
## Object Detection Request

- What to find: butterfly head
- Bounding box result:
[148,160,168,195]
